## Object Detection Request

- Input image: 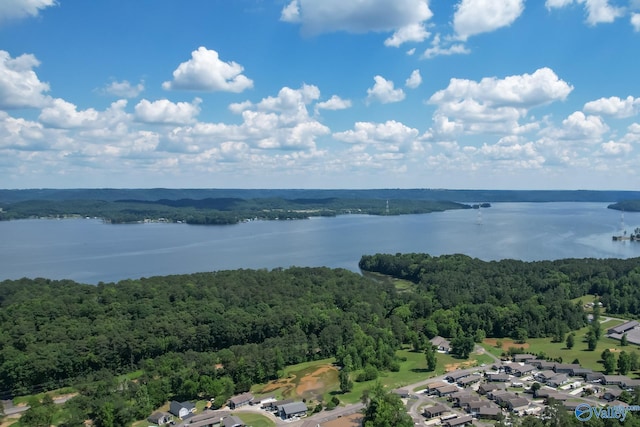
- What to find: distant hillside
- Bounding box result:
[2,188,640,204]
[608,200,640,212]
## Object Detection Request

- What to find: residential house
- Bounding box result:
[512,364,535,377]
[546,374,569,388]
[430,336,451,353]
[535,370,558,383]
[425,381,449,394]
[279,401,308,419]
[603,388,623,402]
[530,360,556,370]
[553,364,581,374]
[222,416,245,427]
[487,373,510,382]
[228,393,254,410]
[604,375,632,386]
[443,414,473,427]
[467,400,496,414]
[586,372,606,383]
[423,403,449,418]
[505,396,530,412]
[148,412,173,425]
[570,368,594,378]
[436,384,460,397]
[513,354,537,363]
[456,395,481,409]
[622,379,640,390]
[169,401,196,419]
[446,370,470,383]
[174,410,231,427]
[457,375,482,387]
[478,382,506,395]
[263,399,293,411]
[477,406,502,420]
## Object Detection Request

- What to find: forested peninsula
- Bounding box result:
[3,254,640,425]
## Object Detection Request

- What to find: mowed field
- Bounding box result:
[481,317,640,374]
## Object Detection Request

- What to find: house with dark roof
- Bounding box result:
[457,375,482,387]
[175,410,232,427]
[546,374,569,388]
[446,370,470,382]
[570,368,593,378]
[604,375,632,386]
[467,400,496,414]
[512,364,535,377]
[477,406,502,420]
[553,364,581,374]
[504,396,529,412]
[148,412,173,425]
[530,360,556,370]
[513,354,537,363]
[169,401,196,419]
[478,382,506,395]
[603,388,623,402]
[608,320,639,335]
[425,381,449,394]
[228,392,254,410]
[443,414,473,427]
[279,401,308,419]
[456,395,481,409]
[487,373,510,382]
[423,403,449,418]
[222,415,245,427]
[436,384,460,397]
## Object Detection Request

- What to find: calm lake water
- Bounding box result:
[1,202,640,284]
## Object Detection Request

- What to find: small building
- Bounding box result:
[477,406,502,420]
[425,381,449,394]
[423,403,449,418]
[608,320,640,335]
[586,372,606,383]
[430,336,451,353]
[467,400,496,414]
[457,375,482,387]
[554,364,582,374]
[570,368,593,378]
[437,384,460,397]
[603,388,623,402]
[547,374,569,388]
[446,370,470,383]
[222,415,245,427]
[513,354,537,363]
[512,364,535,377]
[505,396,530,412]
[169,401,196,419]
[279,401,308,419]
[228,392,254,410]
[148,412,173,425]
[478,382,506,395]
[487,373,510,382]
[603,375,632,386]
[530,360,556,370]
[443,414,473,427]
[456,395,481,409]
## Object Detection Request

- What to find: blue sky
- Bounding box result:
[1,0,640,189]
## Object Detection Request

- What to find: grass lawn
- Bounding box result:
[13,386,77,405]
[481,321,640,373]
[233,411,276,427]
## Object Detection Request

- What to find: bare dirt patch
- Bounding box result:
[484,338,530,351]
[322,413,363,427]
[258,364,339,401]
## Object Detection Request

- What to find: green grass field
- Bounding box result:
[481,320,640,373]
[233,411,276,427]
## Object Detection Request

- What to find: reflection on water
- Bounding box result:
[1,202,639,284]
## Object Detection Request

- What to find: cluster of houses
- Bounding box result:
[146,392,308,427]
[419,353,640,426]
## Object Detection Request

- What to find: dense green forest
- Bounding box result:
[0,198,469,224]
[3,255,640,425]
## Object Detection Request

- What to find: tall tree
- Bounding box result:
[566,333,575,349]
[425,344,437,372]
[362,382,413,427]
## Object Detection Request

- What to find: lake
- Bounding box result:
[1,202,640,284]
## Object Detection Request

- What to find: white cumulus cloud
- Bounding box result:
[102,80,144,98]
[162,47,253,93]
[39,99,130,129]
[134,98,202,125]
[601,140,632,156]
[422,34,470,59]
[315,95,352,112]
[384,23,431,47]
[545,0,624,25]
[367,75,405,104]
[405,69,422,89]
[0,0,56,26]
[0,50,50,109]
[584,96,640,118]
[632,13,640,31]
[453,0,525,41]
[281,0,433,46]
[428,67,572,136]
[334,120,419,145]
